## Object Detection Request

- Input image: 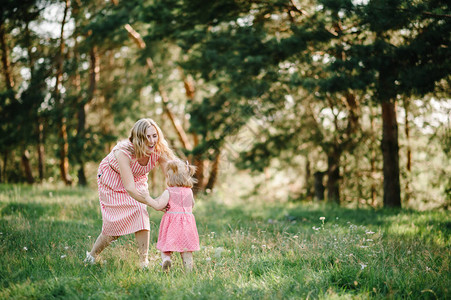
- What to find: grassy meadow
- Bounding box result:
[0,184,450,299]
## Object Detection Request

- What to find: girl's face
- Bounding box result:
[145,126,158,153]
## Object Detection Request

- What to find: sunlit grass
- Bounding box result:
[0,184,450,299]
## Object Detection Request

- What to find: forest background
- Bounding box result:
[0,0,450,210]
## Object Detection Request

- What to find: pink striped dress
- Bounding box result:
[157,187,200,252]
[97,140,160,236]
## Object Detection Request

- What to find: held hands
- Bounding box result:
[137,189,153,206]
[140,190,169,212]
[155,202,169,212]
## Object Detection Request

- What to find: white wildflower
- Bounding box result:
[215,247,224,258]
[426,266,431,272]
[64,246,69,250]
[360,263,367,270]
[293,235,299,239]
[23,247,28,251]
[319,217,325,221]
[365,231,375,235]
[61,255,67,259]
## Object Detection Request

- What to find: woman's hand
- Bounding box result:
[148,190,170,211]
[139,190,153,206]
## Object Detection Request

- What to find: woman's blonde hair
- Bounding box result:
[166,159,197,188]
[128,118,175,160]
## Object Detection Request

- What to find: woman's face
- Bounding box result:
[145,126,158,153]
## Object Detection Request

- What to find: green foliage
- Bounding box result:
[0,184,450,298]
[0,0,449,208]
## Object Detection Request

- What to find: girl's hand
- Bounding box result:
[156,203,169,212]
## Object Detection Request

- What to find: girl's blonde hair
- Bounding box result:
[166,159,197,188]
[128,118,175,160]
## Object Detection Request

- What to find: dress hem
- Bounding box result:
[101,227,150,237]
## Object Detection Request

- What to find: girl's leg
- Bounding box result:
[181,252,193,271]
[161,251,172,271]
[85,233,119,263]
[134,230,150,268]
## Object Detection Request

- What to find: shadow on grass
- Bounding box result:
[0,201,99,221]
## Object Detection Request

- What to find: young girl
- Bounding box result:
[156,159,200,271]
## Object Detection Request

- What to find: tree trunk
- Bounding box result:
[76,46,98,186]
[0,22,13,183]
[381,100,401,208]
[25,21,45,183]
[403,98,411,204]
[76,107,87,186]
[313,171,325,201]
[58,119,72,185]
[21,149,34,183]
[327,150,340,204]
[37,121,45,181]
[192,134,205,193]
[205,151,220,191]
[305,157,313,199]
[0,22,14,90]
[55,0,71,185]
[2,151,7,183]
[179,67,205,193]
[124,24,192,150]
[369,105,377,206]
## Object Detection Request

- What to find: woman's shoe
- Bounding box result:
[83,251,96,265]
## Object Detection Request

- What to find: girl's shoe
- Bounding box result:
[162,258,172,271]
[83,251,96,265]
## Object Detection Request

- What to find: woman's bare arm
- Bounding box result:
[115,150,153,206]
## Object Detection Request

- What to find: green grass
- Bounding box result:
[0,184,449,299]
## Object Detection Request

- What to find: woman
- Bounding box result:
[84,118,175,268]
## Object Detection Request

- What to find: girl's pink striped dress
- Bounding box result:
[157,187,200,252]
[97,140,159,236]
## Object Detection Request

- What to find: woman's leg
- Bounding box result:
[181,252,193,271]
[89,233,119,257]
[161,251,172,271]
[135,230,150,267]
